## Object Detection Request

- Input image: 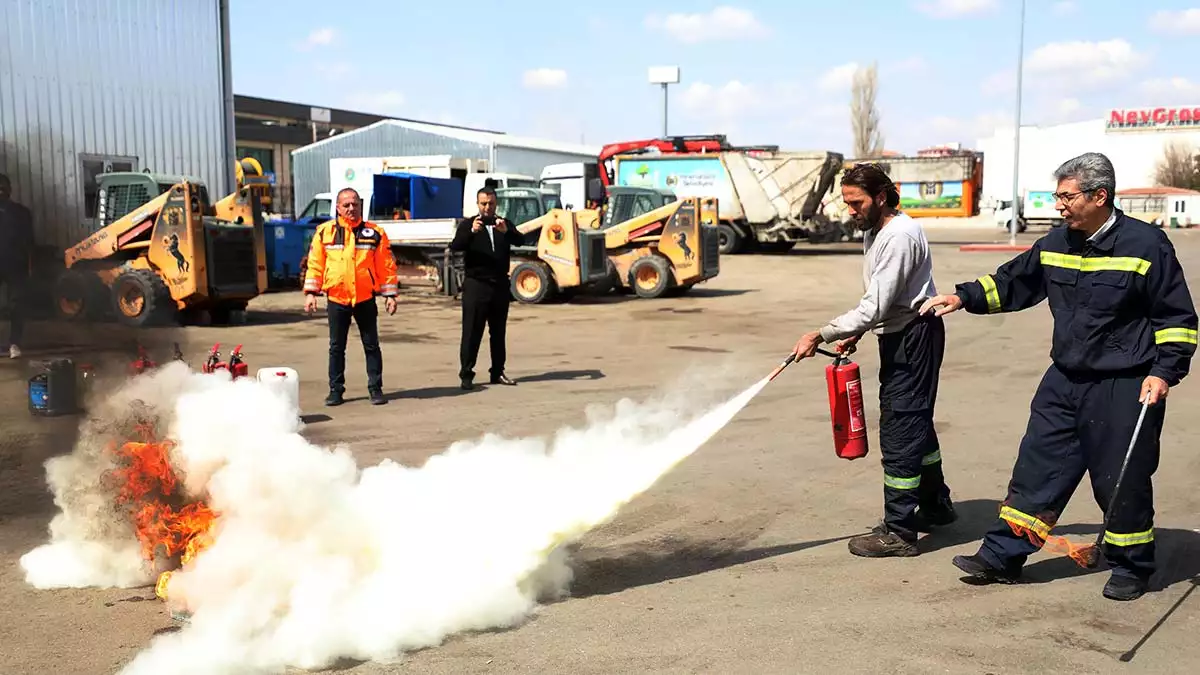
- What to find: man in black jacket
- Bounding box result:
[0,174,33,359]
[920,152,1198,601]
[450,187,524,390]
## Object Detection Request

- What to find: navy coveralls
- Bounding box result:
[955,210,1197,581]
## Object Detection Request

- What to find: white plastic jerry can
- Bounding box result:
[257,367,300,416]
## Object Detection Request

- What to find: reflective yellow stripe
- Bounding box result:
[1103,529,1155,546]
[884,474,920,490]
[978,274,1001,313]
[999,506,1052,539]
[1155,327,1199,345]
[1039,252,1152,275]
[921,450,941,466]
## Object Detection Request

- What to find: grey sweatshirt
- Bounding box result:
[819,212,938,343]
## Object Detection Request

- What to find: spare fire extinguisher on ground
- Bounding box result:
[767,347,870,461]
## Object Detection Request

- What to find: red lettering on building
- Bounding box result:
[1107,106,1200,130]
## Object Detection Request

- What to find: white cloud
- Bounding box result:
[818,62,860,93]
[1052,1,1078,15]
[1026,39,1149,87]
[1141,77,1200,99]
[1148,9,1200,35]
[914,0,999,18]
[644,6,769,44]
[522,68,568,89]
[345,90,405,116]
[680,80,763,119]
[297,27,337,51]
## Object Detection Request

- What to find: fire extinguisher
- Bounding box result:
[822,349,869,461]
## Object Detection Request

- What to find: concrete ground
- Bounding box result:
[2,225,1199,674]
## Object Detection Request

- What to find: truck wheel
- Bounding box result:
[717,223,744,255]
[510,261,556,304]
[53,270,107,321]
[111,270,175,327]
[629,255,672,299]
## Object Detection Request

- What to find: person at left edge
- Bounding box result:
[304,187,399,407]
[789,162,957,559]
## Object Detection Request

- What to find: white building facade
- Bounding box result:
[976,106,1200,208]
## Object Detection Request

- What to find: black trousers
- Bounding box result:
[459,277,510,380]
[876,312,950,541]
[978,365,1163,581]
[1,274,26,346]
[327,298,382,393]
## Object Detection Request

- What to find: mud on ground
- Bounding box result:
[1,226,1198,674]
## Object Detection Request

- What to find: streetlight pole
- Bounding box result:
[648,66,680,137]
[1010,0,1026,246]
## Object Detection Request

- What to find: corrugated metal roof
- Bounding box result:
[293,119,600,157]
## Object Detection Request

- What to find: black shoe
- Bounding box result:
[916,494,958,532]
[325,390,345,407]
[368,389,387,405]
[1103,574,1148,601]
[848,529,919,558]
[952,553,1021,584]
[460,377,474,391]
[490,374,517,386]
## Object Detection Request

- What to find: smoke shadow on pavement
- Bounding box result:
[514,369,605,384]
[915,498,1004,554]
[566,532,859,599]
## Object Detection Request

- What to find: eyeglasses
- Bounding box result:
[1052,189,1094,203]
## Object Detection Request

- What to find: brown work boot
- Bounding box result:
[849,529,918,558]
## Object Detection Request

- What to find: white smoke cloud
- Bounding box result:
[20,358,771,674]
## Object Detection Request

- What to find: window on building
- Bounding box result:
[80,155,137,219]
[236,146,274,174]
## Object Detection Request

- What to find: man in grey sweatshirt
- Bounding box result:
[791,163,956,558]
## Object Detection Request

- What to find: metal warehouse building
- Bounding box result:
[0,0,234,250]
[291,119,599,214]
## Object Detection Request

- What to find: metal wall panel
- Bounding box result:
[493,145,596,179]
[291,123,490,214]
[0,0,231,249]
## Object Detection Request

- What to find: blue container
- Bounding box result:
[266,220,320,288]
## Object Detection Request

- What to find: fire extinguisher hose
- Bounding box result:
[767,348,849,382]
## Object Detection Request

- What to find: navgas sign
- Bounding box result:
[1106,107,1200,132]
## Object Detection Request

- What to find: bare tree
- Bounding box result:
[1155,141,1200,190]
[850,63,885,158]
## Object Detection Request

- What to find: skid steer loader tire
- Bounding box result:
[629,255,672,299]
[111,269,175,327]
[510,261,556,304]
[53,269,108,322]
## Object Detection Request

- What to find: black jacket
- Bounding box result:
[449,216,525,283]
[0,199,34,276]
[955,210,1198,385]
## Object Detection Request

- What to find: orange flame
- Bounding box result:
[1006,521,1095,568]
[106,422,217,602]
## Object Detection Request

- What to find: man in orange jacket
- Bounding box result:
[304,188,399,406]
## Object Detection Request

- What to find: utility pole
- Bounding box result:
[648,66,680,137]
[1010,0,1026,246]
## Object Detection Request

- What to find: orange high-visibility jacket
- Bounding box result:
[304,218,399,305]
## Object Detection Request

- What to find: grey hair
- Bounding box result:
[1053,152,1116,202]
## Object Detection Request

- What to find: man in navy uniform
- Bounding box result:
[920,152,1197,601]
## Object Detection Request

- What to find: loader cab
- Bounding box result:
[494,187,562,228]
[95,171,208,230]
[600,186,678,230]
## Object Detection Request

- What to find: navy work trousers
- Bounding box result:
[877,312,950,541]
[978,364,1163,581]
[327,298,382,394]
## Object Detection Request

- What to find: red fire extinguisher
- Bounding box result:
[824,350,869,460]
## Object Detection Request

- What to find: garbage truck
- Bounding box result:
[610,150,844,254]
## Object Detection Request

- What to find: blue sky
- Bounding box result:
[229,1,1200,154]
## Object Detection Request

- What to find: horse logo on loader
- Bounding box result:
[673,231,694,262]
